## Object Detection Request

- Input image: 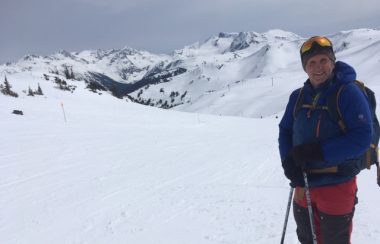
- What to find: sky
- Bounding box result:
[1,0,379,64]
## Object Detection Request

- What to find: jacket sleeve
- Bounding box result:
[321,83,372,162]
[278,89,300,161]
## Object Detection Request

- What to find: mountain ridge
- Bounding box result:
[1,28,380,118]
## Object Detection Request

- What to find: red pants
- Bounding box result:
[293,178,357,244]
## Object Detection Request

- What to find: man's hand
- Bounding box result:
[282,155,305,187]
[291,143,324,169]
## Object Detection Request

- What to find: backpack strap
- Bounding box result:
[326,80,367,132]
[293,87,304,120]
[327,84,347,133]
[354,80,368,96]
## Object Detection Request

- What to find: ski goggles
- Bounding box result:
[300,36,333,54]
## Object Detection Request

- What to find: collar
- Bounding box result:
[304,77,333,95]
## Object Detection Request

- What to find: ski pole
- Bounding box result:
[376,163,380,187]
[280,186,294,244]
[303,172,318,244]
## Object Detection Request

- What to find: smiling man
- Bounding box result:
[278,36,372,244]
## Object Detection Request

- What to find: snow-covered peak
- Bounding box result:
[179,29,302,54]
[228,31,259,52]
[22,54,42,61]
[262,29,301,41]
[57,50,77,59]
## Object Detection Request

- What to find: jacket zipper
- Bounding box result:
[316,113,322,138]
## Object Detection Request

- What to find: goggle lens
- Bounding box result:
[301,36,333,54]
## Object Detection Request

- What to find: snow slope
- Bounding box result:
[1,80,379,244]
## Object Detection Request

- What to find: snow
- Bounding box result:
[1,81,380,244]
[1,28,380,243]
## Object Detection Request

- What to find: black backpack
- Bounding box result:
[294,80,380,185]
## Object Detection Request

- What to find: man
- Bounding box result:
[278,36,372,244]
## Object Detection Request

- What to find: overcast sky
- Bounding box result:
[1,0,379,64]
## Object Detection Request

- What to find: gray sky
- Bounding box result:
[1,0,379,64]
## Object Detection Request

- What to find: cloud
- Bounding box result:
[0,0,379,64]
[76,0,163,12]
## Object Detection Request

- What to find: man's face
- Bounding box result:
[304,54,335,88]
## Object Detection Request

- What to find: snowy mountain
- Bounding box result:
[1,28,380,244]
[132,28,380,117]
[1,28,380,118]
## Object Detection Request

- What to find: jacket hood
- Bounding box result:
[333,61,357,84]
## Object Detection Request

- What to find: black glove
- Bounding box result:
[282,155,305,187]
[291,142,324,169]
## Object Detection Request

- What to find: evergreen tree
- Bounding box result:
[63,65,75,80]
[0,76,19,97]
[27,86,34,96]
[3,76,11,94]
[36,83,43,95]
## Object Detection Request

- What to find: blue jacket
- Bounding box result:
[278,61,372,187]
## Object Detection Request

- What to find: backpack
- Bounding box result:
[294,80,380,186]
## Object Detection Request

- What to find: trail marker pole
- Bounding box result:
[61,102,67,123]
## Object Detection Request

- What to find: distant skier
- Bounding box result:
[278,36,372,244]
